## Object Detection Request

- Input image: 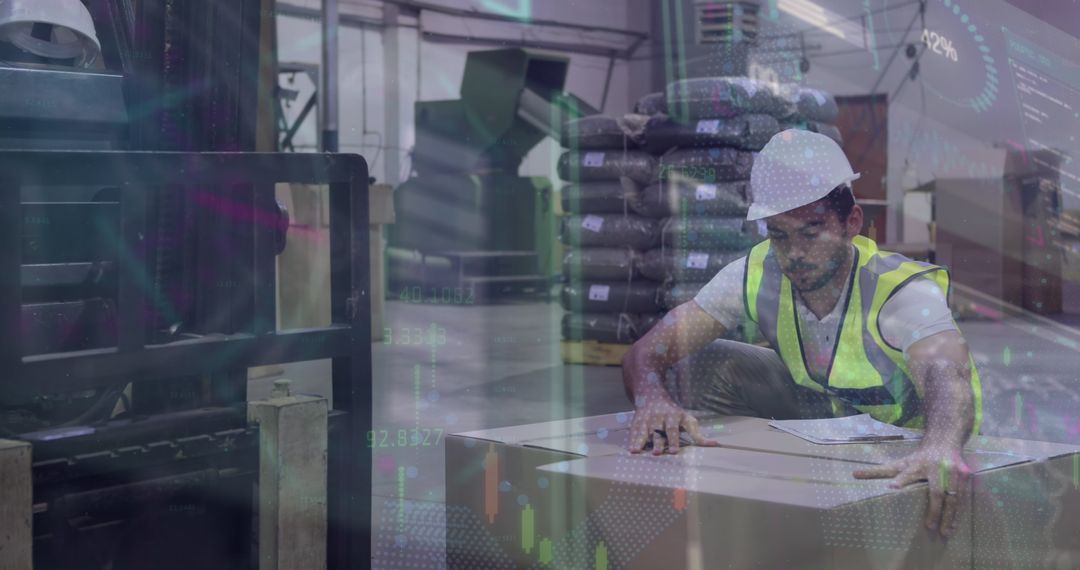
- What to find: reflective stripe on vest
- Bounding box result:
[744,235,983,432]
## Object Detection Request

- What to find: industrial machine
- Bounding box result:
[388,48,597,300]
[0,2,371,569]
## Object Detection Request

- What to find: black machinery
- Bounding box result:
[0,2,372,569]
[388,48,597,301]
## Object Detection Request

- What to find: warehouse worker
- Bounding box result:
[622,129,982,538]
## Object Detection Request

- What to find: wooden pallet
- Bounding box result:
[560,340,631,366]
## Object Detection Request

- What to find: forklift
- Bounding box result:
[0,1,371,568]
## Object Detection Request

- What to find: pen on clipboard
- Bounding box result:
[845,434,906,442]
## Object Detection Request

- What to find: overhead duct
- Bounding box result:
[695,0,761,45]
[657,1,761,81]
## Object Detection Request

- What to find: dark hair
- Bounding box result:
[818,184,855,221]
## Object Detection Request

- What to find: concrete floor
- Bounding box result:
[262,299,1080,569]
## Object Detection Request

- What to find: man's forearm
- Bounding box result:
[622,302,727,408]
[919,359,975,449]
[622,347,677,406]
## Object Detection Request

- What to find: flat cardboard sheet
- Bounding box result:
[698,416,1039,471]
[768,414,923,444]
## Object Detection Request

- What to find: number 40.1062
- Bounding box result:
[400,286,475,305]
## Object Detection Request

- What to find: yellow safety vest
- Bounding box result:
[743,235,983,432]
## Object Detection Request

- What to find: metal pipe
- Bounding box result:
[599,57,615,112]
[382,0,647,40]
[276,2,384,29]
[49,468,222,518]
[276,2,646,60]
[321,0,340,152]
[420,31,628,59]
[382,3,401,185]
[28,407,247,462]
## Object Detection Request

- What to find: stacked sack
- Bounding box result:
[627,78,782,321]
[557,81,842,346]
[558,115,665,346]
[782,85,843,146]
[627,80,843,314]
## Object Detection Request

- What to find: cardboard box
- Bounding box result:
[275,183,393,339]
[445,413,672,569]
[446,414,1080,569]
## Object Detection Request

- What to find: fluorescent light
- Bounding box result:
[781,2,846,37]
[778,0,855,42]
[779,0,829,24]
[785,0,828,18]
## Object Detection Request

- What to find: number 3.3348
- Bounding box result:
[383,326,447,346]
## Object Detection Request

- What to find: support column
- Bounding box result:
[321,0,340,152]
[0,440,32,569]
[382,4,402,185]
[249,380,329,570]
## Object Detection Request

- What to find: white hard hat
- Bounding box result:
[747,128,860,221]
[0,0,101,68]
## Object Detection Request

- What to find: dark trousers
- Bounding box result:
[666,339,855,420]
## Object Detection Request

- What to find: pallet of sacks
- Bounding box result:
[646,76,843,146]
[558,115,666,365]
[780,85,843,146]
[626,79,842,343]
[557,80,841,362]
[625,79,775,344]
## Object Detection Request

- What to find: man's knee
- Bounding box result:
[695,340,788,383]
[669,339,841,420]
[669,340,788,411]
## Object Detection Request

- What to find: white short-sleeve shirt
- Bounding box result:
[693,248,957,382]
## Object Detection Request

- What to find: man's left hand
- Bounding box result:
[852,445,972,538]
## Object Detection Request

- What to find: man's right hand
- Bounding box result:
[628,398,720,455]
[622,302,728,455]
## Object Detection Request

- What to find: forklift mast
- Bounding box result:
[0,2,371,569]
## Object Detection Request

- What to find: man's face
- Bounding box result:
[765,200,859,293]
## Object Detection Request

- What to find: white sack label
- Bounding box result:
[588,284,611,301]
[740,78,760,98]
[583,152,606,167]
[582,215,604,232]
[686,252,710,269]
[811,90,827,105]
[696,120,720,135]
[695,184,718,201]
